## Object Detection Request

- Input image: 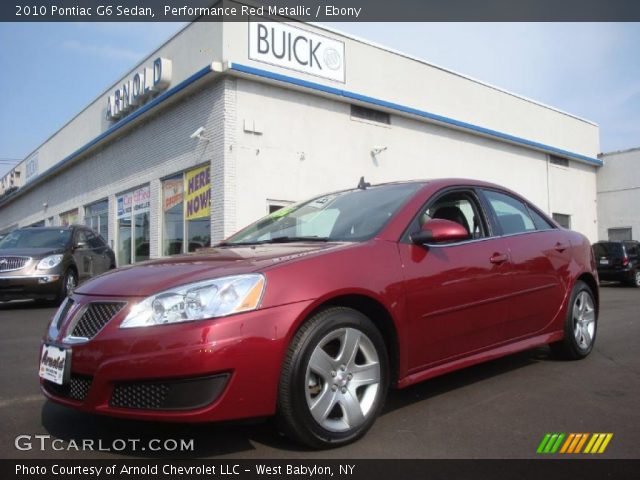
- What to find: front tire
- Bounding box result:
[57,268,77,304]
[550,280,597,359]
[277,307,389,448]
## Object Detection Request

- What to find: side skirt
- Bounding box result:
[397,330,564,389]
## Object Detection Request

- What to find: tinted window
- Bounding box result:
[0,229,71,249]
[483,190,536,235]
[75,230,88,246]
[593,242,624,258]
[86,231,103,249]
[419,191,487,239]
[624,242,638,257]
[528,208,554,230]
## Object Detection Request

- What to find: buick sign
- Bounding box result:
[249,21,345,83]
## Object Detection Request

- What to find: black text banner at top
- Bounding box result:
[3,0,640,22]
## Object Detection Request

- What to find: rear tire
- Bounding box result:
[277,307,389,448]
[627,270,640,288]
[550,280,597,360]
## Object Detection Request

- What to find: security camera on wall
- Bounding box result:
[190,126,206,140]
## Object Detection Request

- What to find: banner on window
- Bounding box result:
[163,178,183,212]
[117,192,132,219]
[133,185,150,215]
[118,186,150,219]
[184,165,211,220]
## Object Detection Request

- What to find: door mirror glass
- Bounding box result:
[75,241,88,249]
[411,219,470,245]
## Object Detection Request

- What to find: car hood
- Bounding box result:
[0,247,65,258]
[74,242,348,297]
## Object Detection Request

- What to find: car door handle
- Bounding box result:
[490,253,509,264]
[554,242,567,252]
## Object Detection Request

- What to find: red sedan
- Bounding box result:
[40,179,598,448]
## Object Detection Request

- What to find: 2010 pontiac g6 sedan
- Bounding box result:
[40,179,599,448]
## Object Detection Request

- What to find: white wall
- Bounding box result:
[597,148,640,241]
[232,79,599,241]
[222,16,600,159]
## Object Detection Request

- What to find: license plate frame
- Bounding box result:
[39,344,71,386]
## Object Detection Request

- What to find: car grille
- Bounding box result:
[43,375,93,401]
[110,374,229,411]
[0,256,30,272]
[70,302,125,340]
[111,382,170,410]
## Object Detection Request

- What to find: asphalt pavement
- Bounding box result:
[1,285,638,459]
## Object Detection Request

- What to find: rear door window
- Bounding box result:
[593,243,623,258]
[482,190,536,235]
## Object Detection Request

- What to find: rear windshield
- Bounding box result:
[593,242,624,257]
[0,229,71,249]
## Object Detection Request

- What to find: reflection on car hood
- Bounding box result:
[74,242,348,297]
[0,247,64,258]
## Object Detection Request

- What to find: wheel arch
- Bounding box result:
[296,293,401,386]
[576,272,599,314]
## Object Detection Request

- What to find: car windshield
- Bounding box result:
[223,183,422,245]
[0,229,71,249]
[593,242,624,257]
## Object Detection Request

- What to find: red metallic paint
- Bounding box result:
[41,179,598,423]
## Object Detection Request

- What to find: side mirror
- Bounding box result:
[75,241,88,250]
[410,219,470,245]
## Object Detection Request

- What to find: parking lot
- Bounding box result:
[1,285,638,459]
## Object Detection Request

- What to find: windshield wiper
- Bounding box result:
[268,236,329,243]
[217,236,329,247]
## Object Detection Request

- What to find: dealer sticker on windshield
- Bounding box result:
[39,345,69,385]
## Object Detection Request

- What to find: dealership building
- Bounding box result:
[0,8,603,266]
[597,147,640,241]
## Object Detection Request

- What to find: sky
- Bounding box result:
[1,22,639,177]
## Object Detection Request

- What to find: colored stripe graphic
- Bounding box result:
[538,433,613,454]
[537,433,565,454]
[585,433,614,454]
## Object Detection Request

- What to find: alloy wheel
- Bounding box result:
[305,327,381,432]
[572,290,595,349]
[66,272,76,295]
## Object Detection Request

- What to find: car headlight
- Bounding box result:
[37,254,64,270]
[120,274,266,328]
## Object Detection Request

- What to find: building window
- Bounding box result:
[550,155,569,167]
[162,165,211,256]
[267,199,294,215]
[608,227,632,241]
[350,104,390,125]
[116,185,150,266]
[85,200,109,240]
[59,208,79,226]
[552,213,571,229]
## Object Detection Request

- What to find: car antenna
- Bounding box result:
[357,176,370,190]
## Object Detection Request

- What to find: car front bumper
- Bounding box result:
[40,293,313,422]
[0,274,61,301]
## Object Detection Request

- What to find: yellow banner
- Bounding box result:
[184,165,211,220]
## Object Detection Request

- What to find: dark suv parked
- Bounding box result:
[593,240,640,288]
[0,225,116,303]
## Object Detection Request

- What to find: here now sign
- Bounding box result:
[185,165,211,220]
